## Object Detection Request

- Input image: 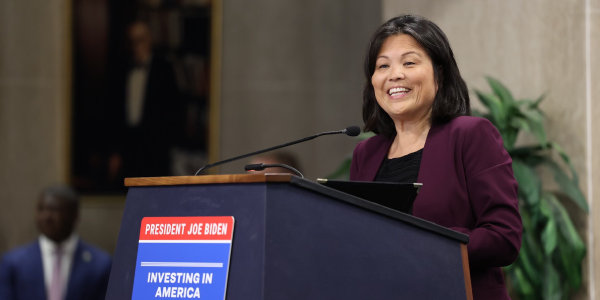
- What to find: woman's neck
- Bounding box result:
[388,114,431,158]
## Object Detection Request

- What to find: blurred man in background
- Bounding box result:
[0,185,112,300]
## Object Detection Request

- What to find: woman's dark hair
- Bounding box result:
[362,15,470,138]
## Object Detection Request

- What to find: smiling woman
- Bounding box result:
[351,15,522,300]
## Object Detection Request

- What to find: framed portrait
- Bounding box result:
[71,0,220,193]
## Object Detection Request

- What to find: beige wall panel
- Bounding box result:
[591,0,600,294]
[219,0,381,179]
[78,197,126,256]
[0,0,117,256]
[0,86,62,250]
[0,0,70,252]
[0,0,122,256]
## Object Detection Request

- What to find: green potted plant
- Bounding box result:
[474,77,587,300]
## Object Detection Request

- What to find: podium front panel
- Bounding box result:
[264,183,466,300]
[107,180,469,300]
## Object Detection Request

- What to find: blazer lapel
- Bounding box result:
[30,241,47,299]
[363,135,393,181]
[416,121,444,187]
[416,124,435,185]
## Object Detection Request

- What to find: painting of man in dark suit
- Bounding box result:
[105,21,183,183]
[71,1,212,193]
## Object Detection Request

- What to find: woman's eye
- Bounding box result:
[404,61,415,66]
[377,64,389,69]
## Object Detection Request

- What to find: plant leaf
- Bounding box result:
[520,108,548,145]
[520,207,545,269]
[517,99,537,108]
[541,159,588,212]
[546,194,585,291]
[471,110,486,119]
[512,159,541,206]
[356,131,376,141]
[486,76,516,104]
[517,237,542,287]
[545,193,586,259]
[325,157,352,180]
[475,90,507,130]
[502,128,519,151]
[540,198,558,255]
[525,229,544,267]
[509,147,545,168]
[509,116,531,133]
[556,234,583,291]
[548,142,579,185]
[533,92,546,107]
[512,266,536,297]
[543,261,562,300]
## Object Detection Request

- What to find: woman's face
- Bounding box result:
[372,34,437,123]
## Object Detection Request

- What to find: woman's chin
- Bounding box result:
[386,110,410,120]
[384,103,411,115]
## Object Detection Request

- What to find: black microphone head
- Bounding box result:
[344,126,361,137]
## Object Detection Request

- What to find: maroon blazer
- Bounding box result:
[350,116,522,300]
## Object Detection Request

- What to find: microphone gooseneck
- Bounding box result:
[194,126,361,175]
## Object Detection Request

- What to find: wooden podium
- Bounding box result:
[106,174,472,300]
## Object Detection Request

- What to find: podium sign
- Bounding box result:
[131,216,235,299]
[106,175,472,300]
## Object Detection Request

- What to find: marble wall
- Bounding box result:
[219,0,381,178]
[381,0,600,298]
[591,0,600,297]
[0,0,71,251]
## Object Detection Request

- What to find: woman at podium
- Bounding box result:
[350,15,522,300]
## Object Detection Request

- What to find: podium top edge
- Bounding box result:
[124,174,293,187]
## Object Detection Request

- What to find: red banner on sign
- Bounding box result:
[139,216,234,241]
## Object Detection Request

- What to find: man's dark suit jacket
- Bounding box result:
[350,116,522,300]
[0,239,112,300]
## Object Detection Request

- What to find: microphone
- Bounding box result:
[194,126,361,175]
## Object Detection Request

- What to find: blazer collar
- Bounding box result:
[364,135,393,181]
[416,122,443,184]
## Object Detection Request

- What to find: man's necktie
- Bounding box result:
[48,247,63,300]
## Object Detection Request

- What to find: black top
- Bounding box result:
[374,148,423,215]
[375,148,424,183]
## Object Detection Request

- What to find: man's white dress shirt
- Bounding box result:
[39,234,79,299]
[126,63,150,127]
